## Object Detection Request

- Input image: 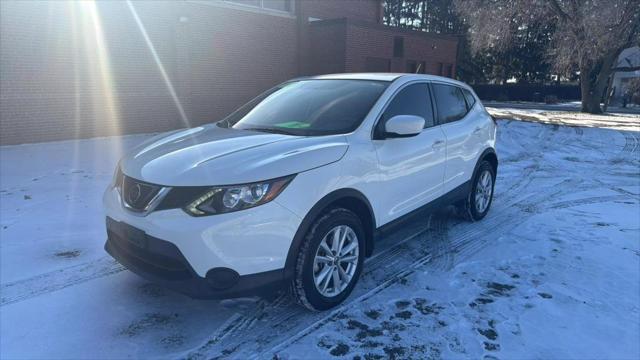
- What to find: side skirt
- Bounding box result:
[373,181,471,241]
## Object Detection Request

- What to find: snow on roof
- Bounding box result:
[615,46,640,69]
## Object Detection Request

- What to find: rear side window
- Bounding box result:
[462,88,476,110]
[432,84,468,124]
[381,83,435,129]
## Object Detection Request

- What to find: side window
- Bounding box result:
[432,84,468,124]
[462,88,476,110]
[381,83,435,129]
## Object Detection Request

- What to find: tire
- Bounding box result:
[457,160,495,221]
[291,207,365,311]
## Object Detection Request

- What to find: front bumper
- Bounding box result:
[105,217,284,298]
[103,186,302,298]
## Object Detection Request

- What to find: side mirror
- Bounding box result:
[384,115,425,138]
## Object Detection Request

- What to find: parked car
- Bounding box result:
[104,73,498,311]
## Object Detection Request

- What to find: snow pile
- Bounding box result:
[487,106,640,131]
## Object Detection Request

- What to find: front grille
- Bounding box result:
[122,175,162,212]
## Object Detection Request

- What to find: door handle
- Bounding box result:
[432,140,445,149]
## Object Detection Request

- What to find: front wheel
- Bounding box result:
[291,208,365,311]
[457,160,495,221]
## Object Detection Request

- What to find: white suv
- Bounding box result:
[104,73,497,310]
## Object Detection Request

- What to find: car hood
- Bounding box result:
[121,125,349,186]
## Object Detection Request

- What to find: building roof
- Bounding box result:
[614,46,640,70]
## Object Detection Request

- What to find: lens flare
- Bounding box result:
[125,0,190,128]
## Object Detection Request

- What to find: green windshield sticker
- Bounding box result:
[274,121,311,129]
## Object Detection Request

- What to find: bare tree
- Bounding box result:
[455,0,640,113]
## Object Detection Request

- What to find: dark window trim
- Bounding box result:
[428,82,441,125]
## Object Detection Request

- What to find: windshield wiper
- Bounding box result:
[242,127,294,135]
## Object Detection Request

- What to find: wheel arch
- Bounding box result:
[476,147,498,177]
[283,188,376,280]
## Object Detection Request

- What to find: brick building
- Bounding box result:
[0,0,459,145]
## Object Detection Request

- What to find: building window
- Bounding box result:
[437,62,444,76]
[445,64,453,78]
[224,0,293,13]
[393,37,404,58]
[406,60,417,73]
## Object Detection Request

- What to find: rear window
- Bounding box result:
[432,84,468,124]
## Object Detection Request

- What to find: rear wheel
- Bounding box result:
[457,160,495,221]
[291,208,365,311]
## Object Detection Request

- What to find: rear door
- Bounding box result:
[373,82,447,225]
[432,83,485,193]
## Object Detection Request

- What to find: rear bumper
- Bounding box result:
[105,217,285,299]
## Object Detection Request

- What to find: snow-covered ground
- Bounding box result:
[486,106,640,131]
[485,101,640,117]
[1,115,639,359]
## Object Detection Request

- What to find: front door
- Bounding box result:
[373,82,447,225]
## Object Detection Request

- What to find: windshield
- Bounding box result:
[217,79,389,136]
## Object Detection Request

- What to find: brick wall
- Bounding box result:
[345,22,459,75]
[304,19,459,77]
[306,21,348,75]
[0,0,458,146]
[0,0,298,145]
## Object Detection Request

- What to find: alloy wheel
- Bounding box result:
[312,225,359,297]
[475,169,493,213]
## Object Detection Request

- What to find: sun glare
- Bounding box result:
[125,0,190,128]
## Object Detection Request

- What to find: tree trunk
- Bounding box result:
[580,52,619,114]
[580,80,603,114]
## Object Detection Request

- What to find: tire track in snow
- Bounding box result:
[259,251,436,360]
[451,177,582,262]
[183,219,439,360]
[621,131,639,155]
[1,256,124,306]
[265,177,590,357]
[494,123,555,203]
[548,194,632,210]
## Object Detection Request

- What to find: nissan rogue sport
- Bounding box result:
[104,73,497,311]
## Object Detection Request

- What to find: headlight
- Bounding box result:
[184,175,295,216]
